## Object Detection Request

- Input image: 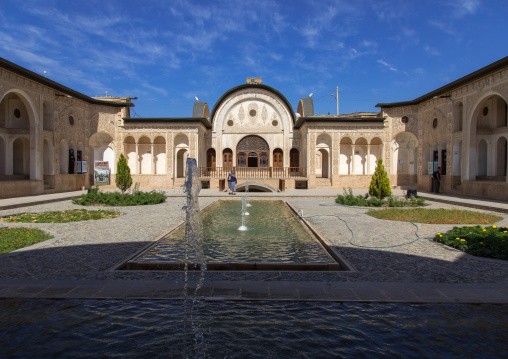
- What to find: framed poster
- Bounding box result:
[76,161,82,174]
[427,161,438,175]
[94,161,110,186]
[81,160,87,173]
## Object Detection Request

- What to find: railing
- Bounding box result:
[199,167,307,178]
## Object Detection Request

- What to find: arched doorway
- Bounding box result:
[206,148,216,169]
[176,148,188,178]
[318,149,329,178]
[273,148,283,168]
[236,135,269,168]
[496,137,507,177]
[223,148,233,169]
[316,133,331,178]
[13,137,30,176]
[174,134,189,178]
[0,136,5,175]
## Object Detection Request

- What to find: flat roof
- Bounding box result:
[0,57,134,108]
[123,117,212,129]
[376,56,508,108]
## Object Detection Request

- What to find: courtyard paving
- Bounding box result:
[0,190,507,303]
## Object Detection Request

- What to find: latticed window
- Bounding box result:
[236,135,269,152]
[237,152,246,167]
[260,153,268,167]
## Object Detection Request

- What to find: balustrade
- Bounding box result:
[199,167,307,178]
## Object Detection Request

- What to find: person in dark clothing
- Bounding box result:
[68,149,75,174]
[432,167,441,194]
[227,170,237,195]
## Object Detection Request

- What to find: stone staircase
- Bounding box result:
[173,178,186,188]
[315,177,332,188]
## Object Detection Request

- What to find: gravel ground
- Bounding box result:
[1,197,507,284]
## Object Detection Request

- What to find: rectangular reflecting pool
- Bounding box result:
[122,200,343,270]
[1,299,507,358]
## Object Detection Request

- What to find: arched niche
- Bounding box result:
[138,136,151,174]
[154,136,166,174]
[339,137,353,175]
[354,137,368,174]
[123,136,137,174]
[369,137,383,174]
[467,93,508,180]
[392,132,418,184]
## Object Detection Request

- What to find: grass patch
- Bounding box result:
[72,190,166,206]
[0,227,54,254]
[434,225,508,260]
[366,208,503,224]
[336,188,425,207]
[2,209,124,223]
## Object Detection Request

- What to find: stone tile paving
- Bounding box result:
[0,197,507,285]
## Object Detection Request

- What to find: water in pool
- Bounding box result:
[134,200,335,264]
[0,299,507,358]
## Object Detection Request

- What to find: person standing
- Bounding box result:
[432,167,441,194]
[227,170,237,195]
[68,149,75,174]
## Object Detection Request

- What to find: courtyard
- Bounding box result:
[0,189,507,303]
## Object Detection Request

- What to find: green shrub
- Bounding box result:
[434,225,508,260]
[369,159,391,199]
[116,153,132,194]
[72,189,166,206]
[336,188,425,207]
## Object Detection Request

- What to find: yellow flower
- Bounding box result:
[469,232,472,234]
[456,237,460,240]
[483,229,487,231]
[470,225,473,227]
[480,242,483,244]
[504,231,507,233]
[461,239,466,242]
[493,225,497,229]
[439,234,443,237]
[437,233,441,235]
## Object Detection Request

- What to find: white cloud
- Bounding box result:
[377,59,398,72]
[448,0,481,17]
[424,45,440,56]
[429,20,457,36]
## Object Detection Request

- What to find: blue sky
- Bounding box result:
[1,0,507,117]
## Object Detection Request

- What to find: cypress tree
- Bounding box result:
[369,159,392,199]
[115,153,132,194]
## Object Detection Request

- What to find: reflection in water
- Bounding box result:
[139,200,335,264]
[0,299,507,358]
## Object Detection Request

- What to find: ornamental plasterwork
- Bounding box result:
[262,106,268,125]
[238,105,245,125]
[214,90,292,133]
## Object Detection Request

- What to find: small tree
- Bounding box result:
[116,153,132,194]
[369,159,391,199]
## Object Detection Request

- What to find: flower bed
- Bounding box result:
[434,225,508,260]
